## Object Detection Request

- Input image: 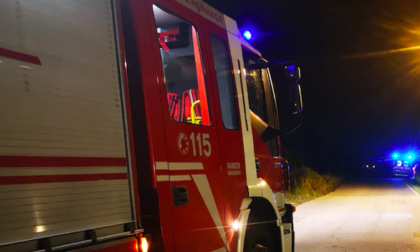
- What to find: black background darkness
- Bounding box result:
[204,0,420,175]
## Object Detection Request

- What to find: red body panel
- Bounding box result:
[252,128,287,193]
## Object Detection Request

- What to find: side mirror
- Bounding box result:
[290,83,303,115]
[274,65,303,134]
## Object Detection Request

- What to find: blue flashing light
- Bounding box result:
[392,153,399,159]
[406,152,416,161]
[243,30,252,41]
[286,65,296,71]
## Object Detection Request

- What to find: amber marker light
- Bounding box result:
[258,180,267,187]
[232,220,241,232]
[140,236,149,252]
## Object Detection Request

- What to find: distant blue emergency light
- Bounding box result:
[243,30,252,40]
[391,150,416,162]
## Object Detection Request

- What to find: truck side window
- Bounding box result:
[210,34,239,130]
[153,5,211,126]
[245,53,280,157]
[247,68,267,122]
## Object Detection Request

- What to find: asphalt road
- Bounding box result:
[294,178,420,252]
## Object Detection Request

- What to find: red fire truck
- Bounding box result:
[0,0,302,251]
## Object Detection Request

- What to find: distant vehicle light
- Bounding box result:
[243,30,252,40]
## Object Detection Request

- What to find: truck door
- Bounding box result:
[207,32,249,249]
[152,5,228,251]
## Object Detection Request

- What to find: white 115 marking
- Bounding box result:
[189,132,211,157]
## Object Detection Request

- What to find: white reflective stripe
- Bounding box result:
[211,248,226,252]
[156,175,170,182]
[170,175,191,181]
[192,174,230,251]
[225,20,258,188]
[169,162,204,171]
[156,175,192,182]
[155,162,203,171]
[155,161,168,170]
[237,208,251,252]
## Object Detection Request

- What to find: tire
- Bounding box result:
[243,211,281,252]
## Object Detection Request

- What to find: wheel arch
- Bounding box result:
[248,197,279,222]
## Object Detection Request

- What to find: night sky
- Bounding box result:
[204,0,420,175]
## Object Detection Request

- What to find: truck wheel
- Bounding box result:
[243,213,281,252]
[253,244,269,252]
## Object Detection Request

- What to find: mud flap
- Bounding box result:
[281,203,295,252]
